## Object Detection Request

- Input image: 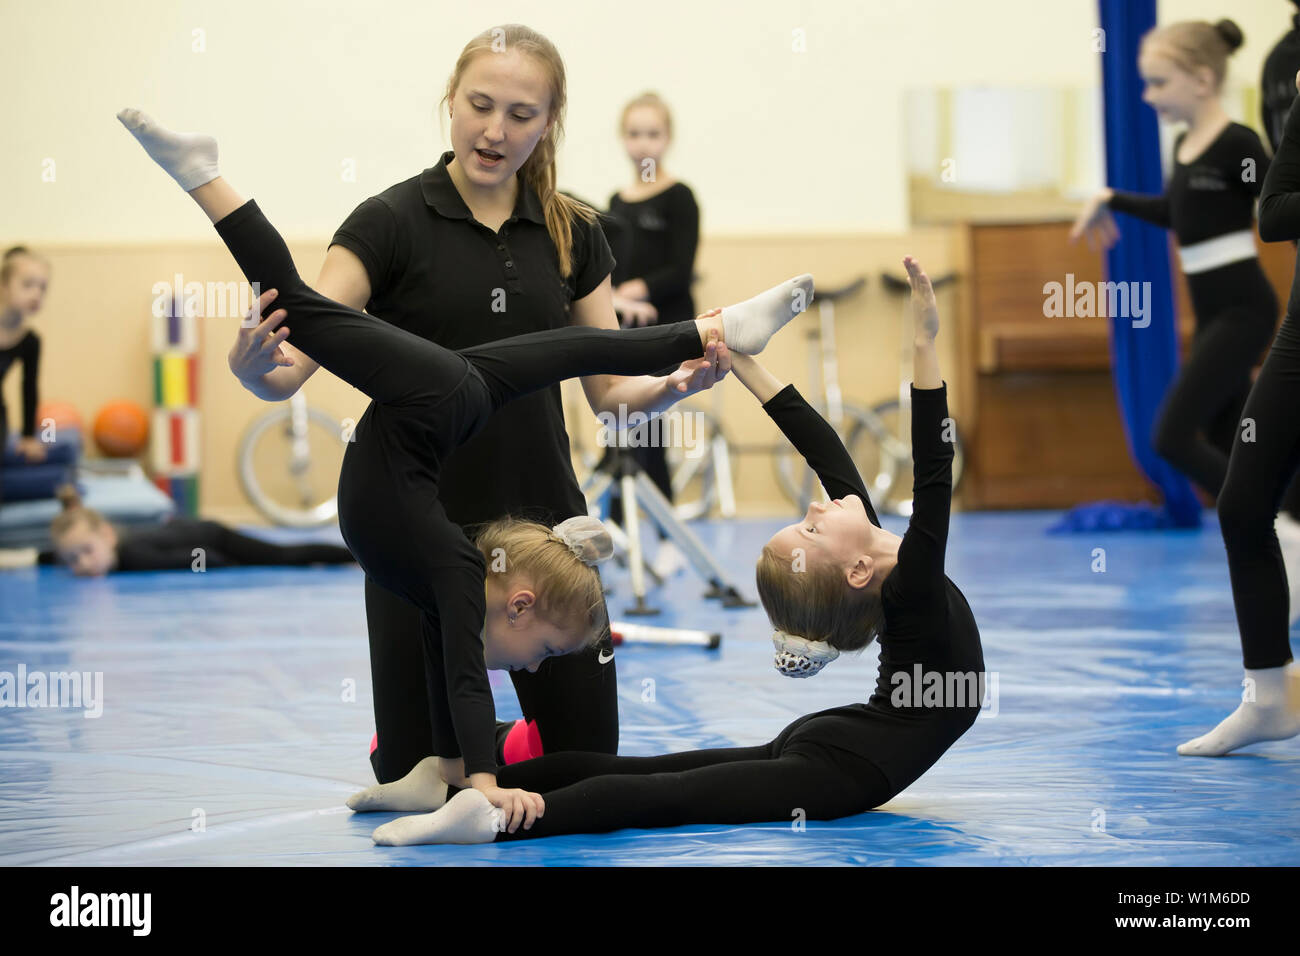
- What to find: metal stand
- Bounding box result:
[583,444,755,615]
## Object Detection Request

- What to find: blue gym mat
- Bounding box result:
[1,512,1297,866]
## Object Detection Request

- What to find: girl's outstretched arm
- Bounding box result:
[906,256,942,390]
[728,350,784,404]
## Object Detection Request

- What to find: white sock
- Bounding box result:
[371,788,503,846]
[346,755,448,813]
[1177,663,1300,756]
[116,107,220,191]
[720,274,814,354]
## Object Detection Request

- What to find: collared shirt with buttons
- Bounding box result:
[330,150,616,531]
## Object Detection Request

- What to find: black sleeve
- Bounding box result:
[19,331,40,437]
[885,383,954,604]
[760,383,881,528]
[641,186,700,305]
[1261,27,1300,153]
[1260,99,1300,242]
[570,210,617,301]
[1107,188,1171,228]
[430,559,498,776]
[329,196,402,299]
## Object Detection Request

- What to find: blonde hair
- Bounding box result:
[1143,18,1244,90]
[619,91,673,141]
[50,484,108,549]
[440,24,599,279]
[475,516,612,648]
[2,246,48,286]
[755,544,884,654]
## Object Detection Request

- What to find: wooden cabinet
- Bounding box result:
[955,221,1294,509]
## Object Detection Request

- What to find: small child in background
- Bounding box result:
[44,485,356,576]
[0,247,52,505]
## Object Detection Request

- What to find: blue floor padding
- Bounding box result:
[1,512,1297,866]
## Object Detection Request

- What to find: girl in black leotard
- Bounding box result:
[44,485,356,576]
[117,103,810,825]
[1177,67,1300,757]
[600,93,702,576]
[1071,18,1276,499]
[352,258,983,847]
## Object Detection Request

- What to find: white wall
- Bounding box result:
[0,0,1289,241]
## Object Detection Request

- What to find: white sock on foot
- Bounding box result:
[371,788,503,846]
[1177,663,1300,756]
[116,107,220,191]
[346,755,448,812]
[720,274,814,354]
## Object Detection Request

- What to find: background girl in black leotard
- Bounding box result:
[600,93,701,577]
[1178,67,1300,757]
[223,25,730,784]
[353,258,983,846]
[1071,19,1276,502]
[45,485,356,576]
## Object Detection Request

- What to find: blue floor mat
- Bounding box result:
[1,512,1297,866]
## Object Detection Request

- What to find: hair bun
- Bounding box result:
[551,515,613,567]
[55,483,82,511]
[1214,18,1243,53]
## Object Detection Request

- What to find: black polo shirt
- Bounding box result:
[329,151,616,533]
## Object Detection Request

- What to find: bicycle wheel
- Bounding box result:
[848,399,965,516]
[238,404,345,527]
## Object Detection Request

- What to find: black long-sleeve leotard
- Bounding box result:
[484,379,983,840]
[1107,124,1270,245]
[759,381,984,793]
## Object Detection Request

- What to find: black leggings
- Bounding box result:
[1151,259,1277,496]
[179,520,352,566]
[486,720,893,840]
[364,580,619,782]
[1217,312,1300,670]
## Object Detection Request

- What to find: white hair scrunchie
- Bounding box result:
[772,628,840,678]
[549,515,614,567]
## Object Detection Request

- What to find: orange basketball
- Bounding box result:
[92,400,150,457]
[35,400,83,434]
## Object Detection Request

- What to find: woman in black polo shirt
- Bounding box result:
[225,24,730,784]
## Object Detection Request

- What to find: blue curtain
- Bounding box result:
[1049,0,1201,532]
